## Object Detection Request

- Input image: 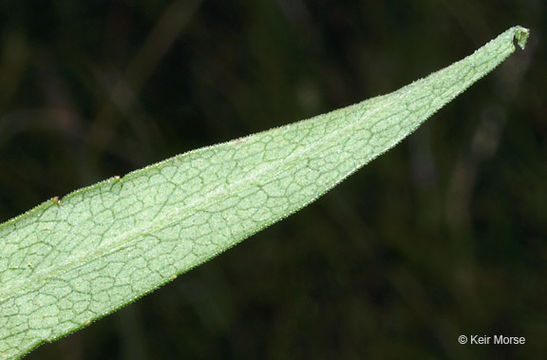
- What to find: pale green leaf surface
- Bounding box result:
[0,26,528,359]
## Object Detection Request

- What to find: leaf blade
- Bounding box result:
[0,25,528,359]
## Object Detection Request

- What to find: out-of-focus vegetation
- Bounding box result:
[0,1,545,359]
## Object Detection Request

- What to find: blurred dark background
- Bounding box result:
[1,0,545,359]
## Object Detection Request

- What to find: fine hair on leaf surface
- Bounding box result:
[0,26,529,359]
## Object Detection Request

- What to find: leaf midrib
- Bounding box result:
[0,95,395,303]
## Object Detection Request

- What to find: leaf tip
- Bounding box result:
[513,26,529,50]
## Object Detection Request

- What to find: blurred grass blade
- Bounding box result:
[0,26,528,359]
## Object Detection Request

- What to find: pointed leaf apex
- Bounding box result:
[514,26,530,50]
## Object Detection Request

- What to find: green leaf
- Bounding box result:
[0,25,528,359]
